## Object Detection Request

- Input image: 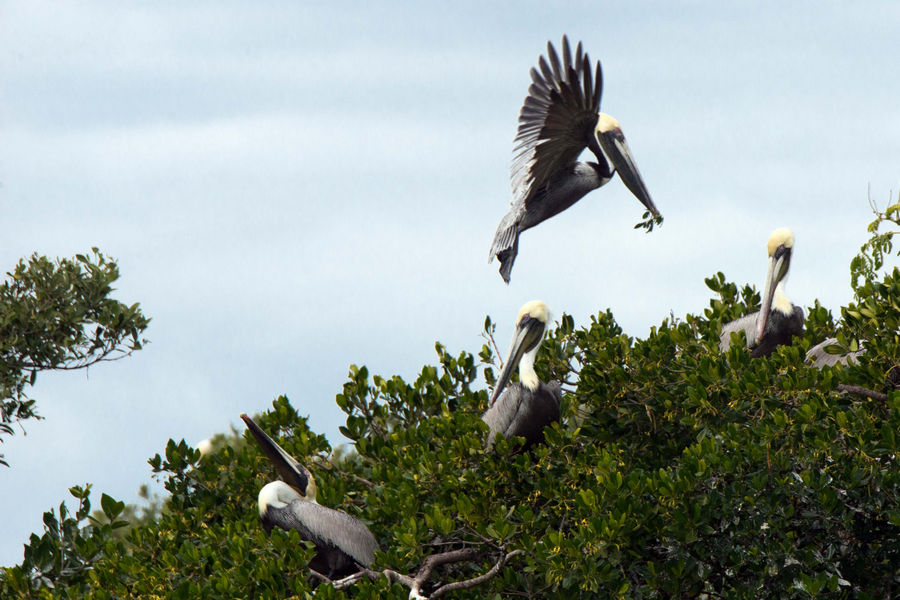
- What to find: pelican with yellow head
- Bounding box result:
[720,228,804,357]
[482,300,562,448]
[488,36,661,283]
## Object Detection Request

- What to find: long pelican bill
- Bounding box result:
[490,315,545,406]
[240,413,311,495]
[597,129,659,217]
[755,251,790,344]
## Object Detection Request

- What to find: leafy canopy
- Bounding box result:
[3,207,900,599]
[0,249,149,466]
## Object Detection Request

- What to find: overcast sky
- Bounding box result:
[1,1,898,566]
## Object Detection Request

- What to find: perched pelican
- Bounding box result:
[482,300,561,448]
[489,36,660,283]
[806,338,865,368]
[720,228,805,357]
[240,414,379,579]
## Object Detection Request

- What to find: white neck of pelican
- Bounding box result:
[258,480,318,517]
[518,345,540,391]
[772,282,793,316]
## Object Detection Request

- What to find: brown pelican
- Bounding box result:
[488,36,660,283]
[482,300,561,448]
[719,228,805,357]
[240,414,379,578]
[806,338,866,368]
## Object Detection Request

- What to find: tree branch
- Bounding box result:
[314,546,521,599]
[838,384,888,402]
[430,549,523,599]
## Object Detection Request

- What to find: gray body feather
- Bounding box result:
[482,381,562,449]
[264,500,379,578]
[490,164,611,282]
[719,313,759,354]
[806,337,865,368]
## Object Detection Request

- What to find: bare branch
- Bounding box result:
[308,568,331,585]
[837,384,888,402]
[323,566,417,592]
[311,546,521,599]
[415,548,479,588]
[345,471,377,490]
[18,348,141,372]
[430,549,523,599]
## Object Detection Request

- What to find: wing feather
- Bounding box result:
[574,41,583,75]
[582,56,593,109]
[806,337,865,368]
[538,56,554,86]
[546,40,562,83]
[592,61,604,108]
[719,312,759,352]
[510,36,604,207]
[270,501,379,567]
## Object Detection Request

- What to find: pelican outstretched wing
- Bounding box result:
[510,36,604,207]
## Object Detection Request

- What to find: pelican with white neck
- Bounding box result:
[240,414,379,579]
[482,300,562,448]
[720,228,805,357]
[488,36,661,283]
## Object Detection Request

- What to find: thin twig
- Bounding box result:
[837,384,888,402]
[485,325,504,369]
[313,455,377,490]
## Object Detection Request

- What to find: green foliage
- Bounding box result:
[850,191,900,294]
[0,485,129,597]
[0,249,149,465]
[634,210,664,233]
[3,219,900,598]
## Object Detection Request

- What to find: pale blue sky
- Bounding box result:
[1,1,898,565]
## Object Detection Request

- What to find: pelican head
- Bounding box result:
[755,228,795,343]
[592,113,659,217]
[240,413,318,513]
[490,300,550,406]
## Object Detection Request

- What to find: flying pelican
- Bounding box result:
[720,228,805,357]
[482,300,561,448]
[806,338,865,368]
[240,414,379,579]
[488,36,660,283]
